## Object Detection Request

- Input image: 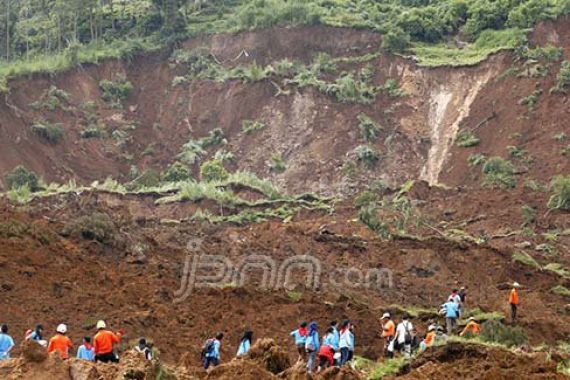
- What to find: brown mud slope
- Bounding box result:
[396,342,566,379]
[1,20,567,194]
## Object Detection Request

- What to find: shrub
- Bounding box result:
[161,162,191,183]
[381,28,411,53]
[269,154,286,172]
[200,160,228,182]
[62,212,116,245]
[4,166,40,191]
[456,130,480,147]
[550,61,570,94]
[128,169,160,190]
[358,205,390,240]
[518,88,542,112]
[99,75,133,104]
[468,153,486,167]
[512,251,540,269]
[482,157,515,189]
[323,73,378,104]
[30,122,65,144]
[480,320,528,347]
[354,145,380,169]
[313,52,336,73]
[552,285,570,297]
[544,263,570,278]
[357,113,382,142]
[80,125,106,139]
[521,204,536,227]
[354,190,380,209]
[547,176,570,210]
[380,79,406,98]
[201,128,226,148]
[242,120,267,134]
[553,132,567,142]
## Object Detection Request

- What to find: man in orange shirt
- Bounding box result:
[509,282,521,323]
[381,313,396,358]
[93,320,123,363]
[460,317,482,337]
[47,324,73,359]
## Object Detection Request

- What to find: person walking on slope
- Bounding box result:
[0,325,15,361]
[290,322,308,362]
[381,312,396,358]
[202,332,223,370]
[305,322,320,373]
[134,338,153,361]
[419,325,436,352]
[509,282,521,323]
[441,298,459,335]
[339,320,355,366]
[449,288,463,317]
[317,327,336,372]
[394,314,413,358]
[236,330,253,357]
[77,337,95,361]
[93,320,123,363]
[48,324,73,359]
[460,317,482,337]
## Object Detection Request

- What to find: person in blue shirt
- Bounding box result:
[0,325,15,361]
[236,330,253,357]
[330,321,340,351]
[202,332,223,370]
[77,336,95,361]
[290,322,308,362]
[339,320,355,366]
[440,300,460,334]
[305,321,319,373]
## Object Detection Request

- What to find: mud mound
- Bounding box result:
[277,361,312,380]
[20,340,48,363]
[319,366,362,380]
[247,338,291,374]
[398,342,565,379]
[205,358,277,380]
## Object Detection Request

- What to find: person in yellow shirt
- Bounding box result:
[509,282,521,323]
[380,313,396,358]
[460,317,482,337]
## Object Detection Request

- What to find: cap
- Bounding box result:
[381,312,390,319]
[56,324,67,334]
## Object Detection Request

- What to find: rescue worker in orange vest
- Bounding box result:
[381,312,396,358]
[460,317,482,337]
[509,282,521,323]
[419,325,436,352]
[93,320,123,363]
[47,324,73,359]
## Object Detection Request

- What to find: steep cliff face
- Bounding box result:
[0,22,568,193]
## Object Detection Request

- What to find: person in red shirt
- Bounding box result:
[47,324,73,359]
[93,320,123,363]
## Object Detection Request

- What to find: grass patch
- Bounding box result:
[456,130,481,147]
[30,122,65,144]
[512,251,541,269]
[286,291,303,301]
[482,157,516,189]
[544,263,570,278]
[552,285,570,297]
[242,120,267,135]
[547,176,570,210]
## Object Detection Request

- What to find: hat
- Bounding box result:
[96,320,106,329]
[381,312,390,319]
[513,282,521,288]
[56,324,67,334]
[468,317,476,321]
[428,325,436,332]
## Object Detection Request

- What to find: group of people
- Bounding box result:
[290,320,355,373]
[0,320,152,363]
[1,282,523,370]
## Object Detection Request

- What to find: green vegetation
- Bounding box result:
[286,291,303,302]
[177,128,226,165]
[461,308,503,323]
[4,166,40,192]
[355,356,407,379]
[552,285,570,297]
[518,88,542,112]
[521,204,536,227]
[200,160,229,182]
[242,120,267,135]
[482,157,516,189]
[357,114,382,142]
[512,251,541,269]
[29,85,71,111]
[30,122,65,144]
[548,176,570,210]
[161,162,191,183]
[99,75,133,107]
[544,263,570,278]
[269,154,286,173]
[479,320,528,347]
[553,132,568,142]
[456,130,481,147]
[354,145,380,169]
[551,61,570,94]
[468,153,487,167]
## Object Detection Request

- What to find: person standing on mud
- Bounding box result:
[509,282,521,323]
[290,322,308,362]
[236,330,253,357]
[305,322,320,373]
[47,324,73,359]
[394,314,413,358]
[441,299,459,335]
[93,320,123,363]
[339,320,354,366]
[202,332,223,370]
[0,325,15,360]
[381,313,396,358]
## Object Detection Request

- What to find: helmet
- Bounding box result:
[381,312,390,319]
[56,324,67,334]
[96,320,106,329]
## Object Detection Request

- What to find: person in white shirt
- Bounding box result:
[394,314,413,358]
